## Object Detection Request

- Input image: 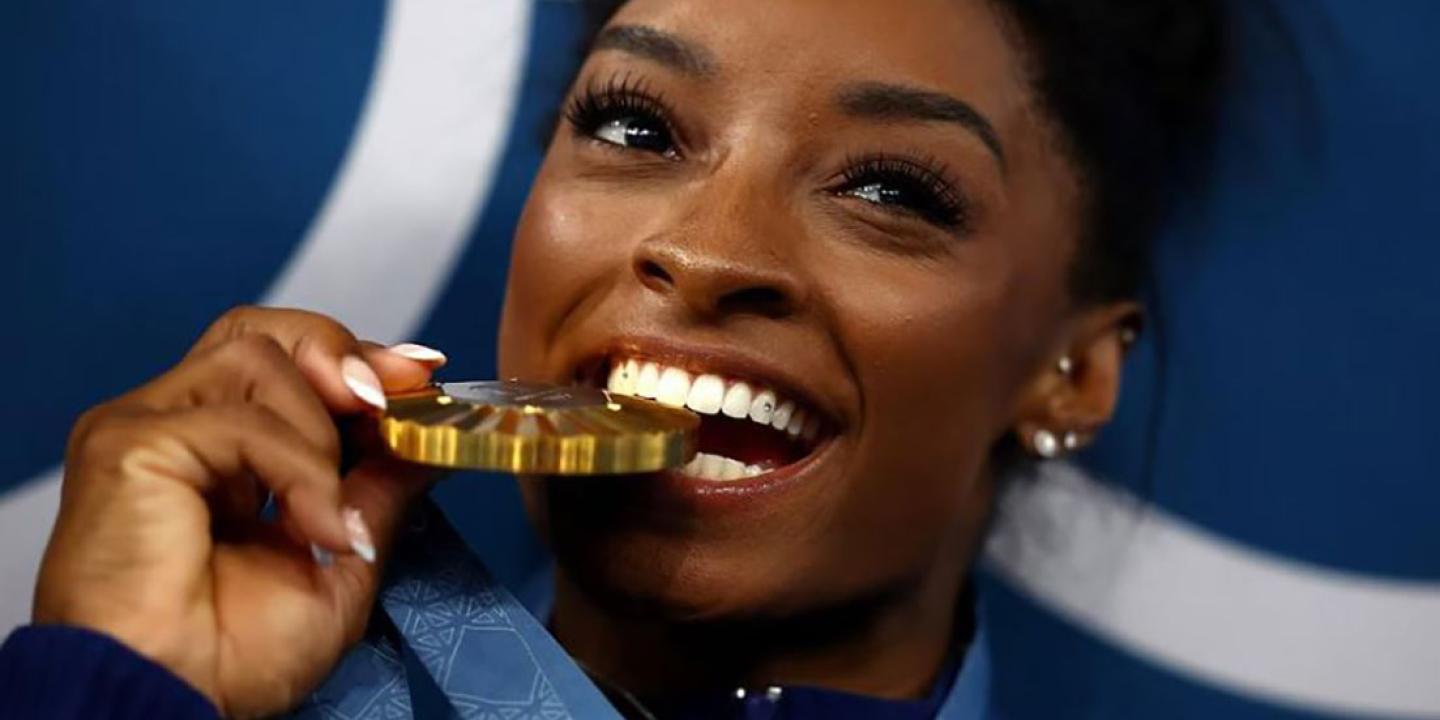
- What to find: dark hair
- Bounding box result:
[576,0,1224,304]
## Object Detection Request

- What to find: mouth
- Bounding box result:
[580,353,835,484]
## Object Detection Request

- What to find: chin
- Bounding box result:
[524,468,858,625]
[564,534,780,621]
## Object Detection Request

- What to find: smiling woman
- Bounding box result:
[2,0,1220,718]
[498,0,1219,712]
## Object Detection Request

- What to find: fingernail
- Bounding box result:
[342,506,376,564]
[310,543,334,567]
[387,343,447,366]
[341,355,387,411]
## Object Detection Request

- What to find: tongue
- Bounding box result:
[696,415,803,468]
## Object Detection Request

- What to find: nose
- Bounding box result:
[631,193,805,321]
[633,244,802,319]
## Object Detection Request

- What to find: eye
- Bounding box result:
[832,154,968,231]
[846,182,912,208]
[565,73,680,159]
[593,115,673,154]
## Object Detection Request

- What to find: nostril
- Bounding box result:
[717,285,792,318]
[636,258,674,290]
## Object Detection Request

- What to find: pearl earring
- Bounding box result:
[1056,356,1075,375]
[1033,429,1060,458]
[1063,431,1082,451]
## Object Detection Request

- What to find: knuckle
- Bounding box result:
[283,307,346,333]
[223,400,284,429]
[207,304,265,340]
[211,333,290,374]
[218,303,262,324]
[225,404,325,459]
[207,306,359,363]
[68,409,143,467]
[287,311,357,353]
[67,405,108,449]
[242,305,352,340]
[67,404,137,457]
[230,331,288,358]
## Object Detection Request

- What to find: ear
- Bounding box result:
[1011,301,1141,458]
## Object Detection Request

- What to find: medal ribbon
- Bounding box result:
[289,498,990,719]
[289,498,622,719]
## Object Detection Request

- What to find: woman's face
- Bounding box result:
[500,0,1090,621]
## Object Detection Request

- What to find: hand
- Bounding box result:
[33,306,446,718]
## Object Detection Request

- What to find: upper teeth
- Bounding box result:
[606,358,819,443]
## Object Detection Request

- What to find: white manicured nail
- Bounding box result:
[341,356,386,411]
[310,543,334,567]
[387,343,447,365]
[342,507,376,564]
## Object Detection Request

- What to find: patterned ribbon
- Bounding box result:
[290,499,621,719]
[289,499,989,719]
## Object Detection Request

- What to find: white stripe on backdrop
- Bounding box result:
[5,3,1440,718]
[0,471,61,632]
[987,462,1440,719]
[0,0,532,634]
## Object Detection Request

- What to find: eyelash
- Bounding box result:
[564,75,968,234]
[832,154,969,232]
[564,72,681,158]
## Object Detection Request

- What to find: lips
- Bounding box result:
[599,356,829,482]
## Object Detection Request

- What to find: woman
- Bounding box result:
[1,0,1220,717]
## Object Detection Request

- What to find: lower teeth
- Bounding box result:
[682,452,772,481]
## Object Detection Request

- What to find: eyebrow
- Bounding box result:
[592,25,718,78]
[837,82,1006,168]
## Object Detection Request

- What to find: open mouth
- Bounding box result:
[591,356,832,482]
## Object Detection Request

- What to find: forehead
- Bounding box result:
[607,0,1033,127]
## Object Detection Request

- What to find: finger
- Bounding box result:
[101,404,354,553]
[323,454,438,633]
[186,306,374,413]
[373,341,448,371]
[345,459,437,558]
[359,342,442,393]
[131,334,343,466]
[188,306,444,414]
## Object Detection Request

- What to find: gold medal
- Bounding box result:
[380,381,699,475]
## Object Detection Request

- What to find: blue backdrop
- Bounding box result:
[4,1,1438,718]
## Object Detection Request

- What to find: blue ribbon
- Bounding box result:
[291,499,620,719]
[290,499,989,719]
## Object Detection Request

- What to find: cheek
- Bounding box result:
[499,174,635,376]
[823,250,1035,526]
[850,261,1021,439]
